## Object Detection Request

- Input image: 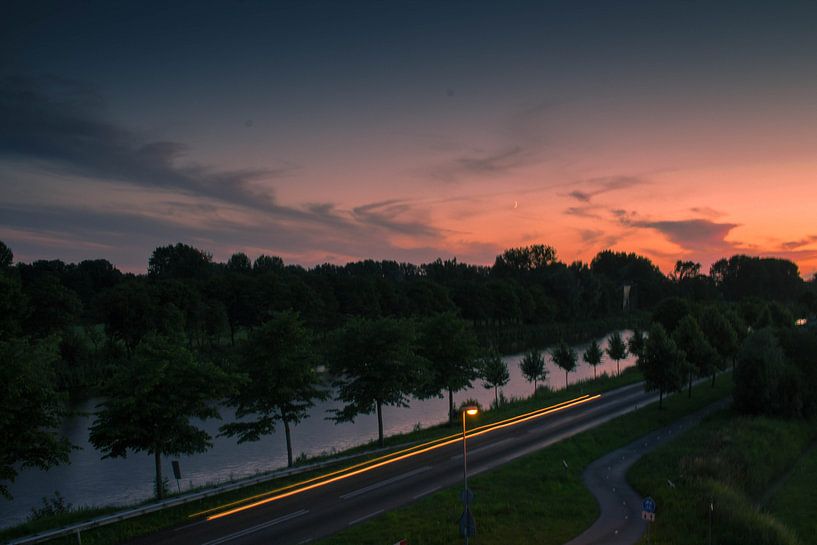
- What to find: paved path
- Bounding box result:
[564,398,730,545]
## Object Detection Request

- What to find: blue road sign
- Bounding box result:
[642,496,656,513]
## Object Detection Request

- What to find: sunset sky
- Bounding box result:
[2,1,817,276]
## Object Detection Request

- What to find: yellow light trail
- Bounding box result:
[191,395,588,519]
[202,393,601,521]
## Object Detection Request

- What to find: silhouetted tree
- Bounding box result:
[330,317,420,446]
[628,329,646,359]
[651,296,692,333]
[733,329,785,415]
[492,244,557,276]
[551,340,577,389]
[89,336,234,499]
[481,350,510,407]
[699,306,739,377]
[583,340,603,379]
[220,312,326,467]
[226,252,252,272]
[148,243,212,280]
[606,331,628,376]
[23,274,82,337]
[672,315,717,397]
[637,324,685,409]
[0,241,13,269]
[415,313,479,421]
[519,349,547,395]
[0,337,70,499]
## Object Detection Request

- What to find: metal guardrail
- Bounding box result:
[6,442,407,545]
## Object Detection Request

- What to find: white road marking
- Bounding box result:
[450,438,514,460]
[348,509,384,526]
[297,539,313,544]
[199,509,308,545]
[175,520,208,532]
[340,466,432,500]
[412,485,442,499]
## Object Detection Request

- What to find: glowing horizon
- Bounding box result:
[2,2,816,278]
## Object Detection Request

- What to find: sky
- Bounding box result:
[2,1,817,277]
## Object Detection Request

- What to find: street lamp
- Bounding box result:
[461,406,479,544]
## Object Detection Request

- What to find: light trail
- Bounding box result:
[202,393,601,521]
[191,395,588,518]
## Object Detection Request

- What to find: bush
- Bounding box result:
[28,491,73,522]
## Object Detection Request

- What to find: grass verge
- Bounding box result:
[628,411,817,545]
[1,368,643,544]
[311,375,734,545]
[766,444,817,543]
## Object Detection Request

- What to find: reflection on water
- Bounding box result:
[2,331,636,528]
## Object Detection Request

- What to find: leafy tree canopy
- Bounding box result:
[0,337,70,499]
[89,336,234,498]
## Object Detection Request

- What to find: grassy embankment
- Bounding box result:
[1,367,644,544]
[628,411,817,545]
[311,374,734,545]
[767,445,817,543]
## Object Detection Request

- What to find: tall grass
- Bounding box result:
[628,412,817,545]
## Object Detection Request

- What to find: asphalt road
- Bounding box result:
[128,381,663,545]
[564,398,729,545]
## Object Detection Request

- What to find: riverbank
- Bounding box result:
[0,367,645,544]
[3,328,641,530]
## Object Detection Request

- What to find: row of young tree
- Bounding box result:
[2,239,816,500]
[634,296,817,418]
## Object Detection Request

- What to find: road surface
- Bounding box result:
[127,381,665,545]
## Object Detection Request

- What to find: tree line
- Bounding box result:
[1,239,815,499]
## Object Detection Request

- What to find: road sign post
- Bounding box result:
[641,496,657,544]
[171,460,182,493]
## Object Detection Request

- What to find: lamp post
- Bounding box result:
[461,406,478,544]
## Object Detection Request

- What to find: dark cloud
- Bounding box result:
[427,146,533,183]
[0,201,457,271]
[781,235,817,250]
[351,200,441,239]
[564,205,603,219]
[565,176,647,203]
[689,206,725,218]
[0,76,455,246]
[622,216,740,253]
[0,76,295,213]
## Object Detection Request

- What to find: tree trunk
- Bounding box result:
[154,450,164,499]
[284,419,293,467]
[533,379,537,396]
[617,360,620,376]
[565,370,569,389]
[494,386,499,407]
[448,388,455,422]
[659,389,664,409]
[593,366,597,379]
[376,400,384,447]
[711,371,716,387]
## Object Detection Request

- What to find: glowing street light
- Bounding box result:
[460,406,479,543]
